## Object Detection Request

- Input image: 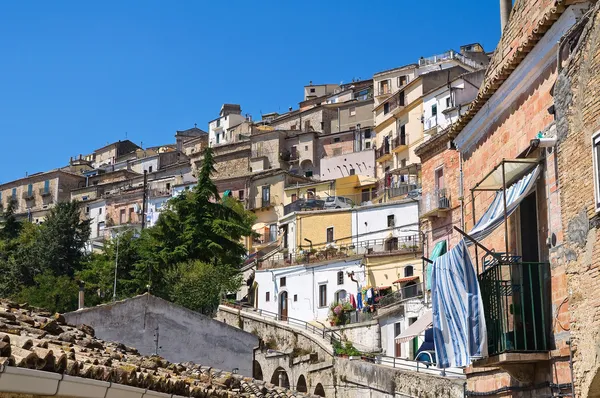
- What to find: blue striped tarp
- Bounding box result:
[431,240,487,368]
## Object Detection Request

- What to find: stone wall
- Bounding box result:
[554,3,600,397]
[65,295,258,376]
[331,320,380,353]
[272,107,336,135]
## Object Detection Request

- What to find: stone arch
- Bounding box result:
[252,360,263,381]
[296,374,307,393]
[587,367,600,398]
[314,383,326,397]
[270,366,290,388]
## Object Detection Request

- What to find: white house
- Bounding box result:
[208,104,247,146]
[351,199,420,253]
[253,257,364,323]
[377,299,431,360]
[422,69,486,134]
[86,199,106,252]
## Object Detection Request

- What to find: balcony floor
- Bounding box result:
[376,153,393,163]
[472,352,550,368]
[392,144,408,153]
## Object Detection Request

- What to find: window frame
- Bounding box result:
[405,265,414,277]
[594,130,600,212]
[280,277,286,287]
[349,106,356,117]
[326,226,334,243]
[337,271,344,285]
[318,284,327,307]
[387,214,395,227]
[266,291,270,302]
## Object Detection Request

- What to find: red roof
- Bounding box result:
[393,276,419,284]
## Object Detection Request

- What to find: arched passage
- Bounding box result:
[296,375,307,393]
[314,383,326,397]
[252,360,263,380]
[270,366,290,389]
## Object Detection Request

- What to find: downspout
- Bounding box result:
[338,107,341,132]
[459,151,465,231]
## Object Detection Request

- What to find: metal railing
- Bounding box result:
[253,230,277,246]
[376,355,465,378]
[22,191,34,200]
[392,134,408,149]
[418,50,482,70]
[149,188,172,198]
[375,143,391,160]
[221,301,343,345]
[260,235,421,268]
[377,282,425,308]
[479,260,551,356]
[424,116,438,132]
[420,188,450,215]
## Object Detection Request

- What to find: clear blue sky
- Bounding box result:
[0,1,501,183]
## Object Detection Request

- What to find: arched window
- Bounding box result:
[334,289,347,302]
[405,265,414,277]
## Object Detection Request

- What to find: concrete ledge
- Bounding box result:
[472,352,550,368]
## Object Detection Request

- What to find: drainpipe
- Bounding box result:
[499,0,512,32]
[459,151,465,231]
[337,107,341,132]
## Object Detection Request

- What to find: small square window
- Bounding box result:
[310,88,316,93]
[350,168,355,175]
[334,137,341,143]
[305,170,313,178]
[387,214,395,227]
[294,294,298,302]
[305,145,309,151]
[384,103,390,114]
[148,166,153,173]
[266,292,270,302]
[280,277,286,287]
[365,142,371,149]
[349,107,356,116]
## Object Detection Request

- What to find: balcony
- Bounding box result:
[475,259,551,366]
[376,87,392,97]
[419,188,450,218]
[150,188,172,198]
[375,143,392,162]
[423,116,438,135]
[39,188,52,197]
[391,134,409,153]
[22,191,35,201]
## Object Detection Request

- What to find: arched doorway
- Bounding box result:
[252,360,263,380]
[314,383,326,397]
[296,375,307,393]
[279,291,288,321]
[334,289,347,302]
[270,367,290,388]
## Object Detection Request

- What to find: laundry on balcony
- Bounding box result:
[425,239,447,290]
[468,160,541,245]
[431,240,487,368]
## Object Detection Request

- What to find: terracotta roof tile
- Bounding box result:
[0,299,316,397]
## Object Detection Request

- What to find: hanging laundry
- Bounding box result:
[356,292,363,310]
[431,240,487,368]
[349,294,356,309]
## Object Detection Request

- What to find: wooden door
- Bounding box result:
[394,322,402,357]
[279,291,288,321]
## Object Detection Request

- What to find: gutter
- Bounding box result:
[0,366,187,398]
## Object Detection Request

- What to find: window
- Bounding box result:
[319,285,327,307]
[384,103,390,114]
[335,289,347,302]
[85,206,90,214]
[387,214,395,227]
[280,277,286,287]
[305,170,313,177]
[0,192,2,203]
[364,129,372,139]
[216,133,220,144]
[11,188,16,199]
[349,107,356,116]
[99,208,102,215]
[238,190,245,200]
[397,75,407,87]
[266,292,270,302]
[349,168,355,175]
[365,142,371,149]
[304,145,309,151]
[262,186,270,206]
[291,193,297,202]
[310,88,316,93]
[405,265,414,277]
[337,271,344,285]
[269,224,277,242]
[432,104,438,116]
[290,125,296,130]
[129,207,135,223]
[446,97,451,108]
[44,180,50,194]
[216,119,221,128]
[326,227,334,243]
[380,80,390,95]
[435,167,445,190]
[307,189,315,198]
[148,166,153,173]
[166,183,171,191]
[120,209,126,224]
[401,159,407,168]
[27,184,32,197]
[320,122,324,130]
[333,137,341,143]
[399,91,405,106]
[594,131,600,211]
[294,294,298,302]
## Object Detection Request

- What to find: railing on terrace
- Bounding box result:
[375,143,391,160]
[149,188,172,198]
[420,188,450,215]
[260,235,421,268]
[418,50,482,70]
[479,259,551,356]
[392,134,408,149]
[424,116,438,132]
[377,282,425,308]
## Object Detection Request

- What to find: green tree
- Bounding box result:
[0,198,21,241]
[15,272,79,313]
[167,260,242,315]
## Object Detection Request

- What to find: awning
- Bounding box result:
[467,164,541,244]
[252,222,268,231]
[473,159,539,191]
[395,310,433,342]
[393,276,419,284]
[355,176,378,187]
[426,240,447,290]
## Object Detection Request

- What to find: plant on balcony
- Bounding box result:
[328,301,353,326]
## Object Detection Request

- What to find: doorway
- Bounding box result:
[408,317,418,359]
[279,291,288,321]
[394,322,402,357]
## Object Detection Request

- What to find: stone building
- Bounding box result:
[553,2,600,396]
[425,1,591,396]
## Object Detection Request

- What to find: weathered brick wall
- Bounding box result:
[554,4,600,397]
[320,135,355,158]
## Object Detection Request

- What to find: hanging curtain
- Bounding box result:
[431,240,487,368]
[426,240,447,290]
[467,165,541,245]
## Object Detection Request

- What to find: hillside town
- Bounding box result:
[2,0,600,397]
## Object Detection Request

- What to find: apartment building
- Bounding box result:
[90,140,140,169]
[208,104,248,146]
[303,82,338,101]
[176,125,208,155]
[0,169,85,223]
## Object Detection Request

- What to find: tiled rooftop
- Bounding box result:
[0,299,316,397]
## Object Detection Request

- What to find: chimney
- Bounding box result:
[500,0,512,32]
[78,281,85,309]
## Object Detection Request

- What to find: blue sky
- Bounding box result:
[0,1,501,183]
